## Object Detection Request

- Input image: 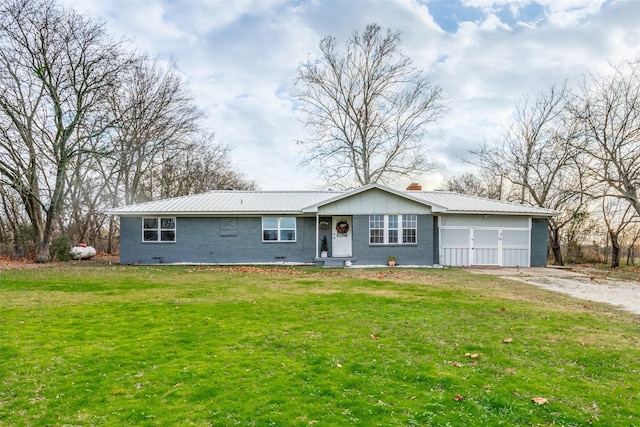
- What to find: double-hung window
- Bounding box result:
[262,217,296,242]
[369,214,417,244]
[143,217,176,242]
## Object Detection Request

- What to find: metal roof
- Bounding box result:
[409,191,560,216]
[105,190,337,216]
[106,184,559,217]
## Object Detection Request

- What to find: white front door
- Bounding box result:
[332,217,352,257]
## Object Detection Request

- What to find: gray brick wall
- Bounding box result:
[120,216,317,264]
[119,214,437,265]
[350,214,434,266]
[530,218,549,267]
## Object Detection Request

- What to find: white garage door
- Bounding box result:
[501,229,530,267]
[440,228,470,266]
[472,229,499,265]
[440,226,530,267]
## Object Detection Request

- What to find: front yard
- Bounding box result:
[1,264,638,426]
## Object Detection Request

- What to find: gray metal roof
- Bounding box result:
[106,184,559,217]
[409,191,560,216]
[105,190,337,215]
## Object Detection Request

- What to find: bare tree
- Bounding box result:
[0,0,130,262]
[294,23,446,188]
[0,185,31,256]
[155,138,255,198]
[574,59,640,216]
[624,223,640,265]
[470,84,586,265]
[601,194,637,268]
[104,56,204,206]
[443,171,502,199]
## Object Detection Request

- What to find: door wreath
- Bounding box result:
[335,220,349,235]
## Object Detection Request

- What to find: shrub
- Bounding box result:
[50,235,71,261]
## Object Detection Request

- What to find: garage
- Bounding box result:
[439,215,531,267]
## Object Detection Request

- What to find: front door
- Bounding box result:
[332,217,352,257]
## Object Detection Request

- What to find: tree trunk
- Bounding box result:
[550,227,564,266]
[609,231,620,268]
[34,243,51,263]
[107,216,116,254]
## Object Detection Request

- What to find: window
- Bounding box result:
[262,217,296,242]
[143,217,176,242]
[402,214,417,243]
[369,215,384,243]
[369,214,417,244]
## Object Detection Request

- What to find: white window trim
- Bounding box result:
[142,217,176,243]
[262,217,297,242]
[369,214,417,245]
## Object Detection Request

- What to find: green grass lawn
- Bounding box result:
[1,265,638,426]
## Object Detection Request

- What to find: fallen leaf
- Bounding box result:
[470,353,479,359]
[336,363,342,368]
[175,382,184,387]
[370,334,379,339]
[503,338,513,343]
[471,361,478,366]
[532,397,548,405]
[452,361,463,367]
[454,394,464,401]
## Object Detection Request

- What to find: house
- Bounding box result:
[106,183,559,267]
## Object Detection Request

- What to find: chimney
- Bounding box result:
[406,182,422,191]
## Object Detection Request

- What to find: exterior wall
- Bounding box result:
[349,214,434,266]
[119,216,317,264]
[530,218,549,267]
[440,215,529,228]
[319,188,431,215]
[118,213,548,267]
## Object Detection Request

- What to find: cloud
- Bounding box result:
[59,0,639,191]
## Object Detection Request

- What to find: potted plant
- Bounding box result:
[320,236,328,258]
[388,256,397,267]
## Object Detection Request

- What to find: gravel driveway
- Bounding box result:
[465,267,640,315]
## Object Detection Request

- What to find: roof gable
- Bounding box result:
[302,183,447,213]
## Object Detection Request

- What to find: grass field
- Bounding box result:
[1,265,639,426]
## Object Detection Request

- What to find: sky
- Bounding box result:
[61,0,640,191]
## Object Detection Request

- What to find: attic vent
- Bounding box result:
[406,183,422,191]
